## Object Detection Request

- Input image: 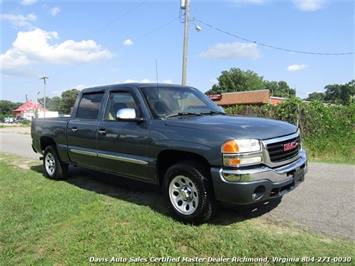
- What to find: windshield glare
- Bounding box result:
[141,86,223,119]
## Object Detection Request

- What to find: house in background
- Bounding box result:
[12,100,58,120]
[207,89,287,108]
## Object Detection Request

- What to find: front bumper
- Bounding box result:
[211,149,307,205]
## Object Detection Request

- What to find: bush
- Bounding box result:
[20,119,31,126]
[225,99,355,161]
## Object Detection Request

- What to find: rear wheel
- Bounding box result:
[43,145,68,180]
[162,161,217,225]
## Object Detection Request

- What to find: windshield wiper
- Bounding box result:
[165,112,202,119]
[200,110,226,115]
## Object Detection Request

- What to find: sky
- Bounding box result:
[1,0,354,103]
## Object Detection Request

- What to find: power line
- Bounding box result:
[193,17,353,56]
[82,1,148,40]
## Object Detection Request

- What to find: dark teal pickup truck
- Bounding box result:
[31,83,307,224]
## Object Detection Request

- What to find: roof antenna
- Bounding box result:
[155,58,159,86]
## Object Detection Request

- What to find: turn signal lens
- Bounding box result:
[228,158,241,165]
[222,140,239,153]
[222,139,261,153]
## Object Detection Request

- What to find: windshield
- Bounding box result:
[140,86,224,119]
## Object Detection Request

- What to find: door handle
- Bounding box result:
[71,127,78,133]
[98,129,107,135]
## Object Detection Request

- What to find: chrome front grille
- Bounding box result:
[266,135,301,163]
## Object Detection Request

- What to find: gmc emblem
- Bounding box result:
[284,141,297,151]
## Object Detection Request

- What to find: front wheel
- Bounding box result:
[43,145,68,180]
[162,161,217,225]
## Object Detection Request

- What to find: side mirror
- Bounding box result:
[116,108,144,122]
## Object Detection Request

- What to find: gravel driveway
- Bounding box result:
[1,125,354,240]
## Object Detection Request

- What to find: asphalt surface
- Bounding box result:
[1,125,354,240]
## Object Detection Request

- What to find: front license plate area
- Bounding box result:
[293,167,305,185]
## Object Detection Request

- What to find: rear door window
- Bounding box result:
[76,92,104,120]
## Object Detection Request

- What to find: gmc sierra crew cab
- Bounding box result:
[31,83,307,224]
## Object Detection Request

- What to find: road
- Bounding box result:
[1,125,354,240]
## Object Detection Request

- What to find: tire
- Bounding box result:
[162,161,217,225]
[43,145,68,180]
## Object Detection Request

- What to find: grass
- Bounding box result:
[0,153,354,265]
[303,141,355,165]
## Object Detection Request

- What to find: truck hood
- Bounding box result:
[164,115,298,140]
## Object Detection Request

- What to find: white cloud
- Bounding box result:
[123,39,134,46]
[123,79,152,83]
[0,49,36,77]
[287,64,307,71]
[293,0,325,11]
[21,0,37,6]
[13,28,113,64]
[123,79,137,83]
[199,42,260,60]
[1,28,114,77]
[50,7,61,16]
[140,79,151,83]
[1,13,37,28]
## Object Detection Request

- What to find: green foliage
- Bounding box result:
[45,96,62,111]
[305,91,326,102]
[20,119,31,125]
[0,100,23,118]
[206,68,295,98]
[264,80,296,98]
[225,100,355,161]
[59,89,80,114]
[324,79,355,105]
[207,68,265,94]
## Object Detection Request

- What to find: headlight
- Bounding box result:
[222,139,261,153]
[222,139,262,167]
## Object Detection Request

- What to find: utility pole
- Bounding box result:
[40,76,48,118]
[181,0,190,85]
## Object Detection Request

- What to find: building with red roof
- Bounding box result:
[208,89,288,107]
[12,101,57,120]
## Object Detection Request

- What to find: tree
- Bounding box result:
[206,68,295,98]
[264,81,296,98]
[324,80,355,105]
[47,96,62,111]
[59,89,80,114]
[206,68,265,94]
[0,100,23,116]
[305,92,326,102]
[37,96,51,109]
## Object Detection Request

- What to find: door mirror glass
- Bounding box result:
[117,108,137,119]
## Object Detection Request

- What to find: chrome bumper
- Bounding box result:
[210,149,307,205]
[221,149,308,183]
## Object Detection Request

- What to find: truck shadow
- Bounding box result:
[31,165,282,225]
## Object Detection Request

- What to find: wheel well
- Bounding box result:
[40,136,56,152]
[156,150,210,184]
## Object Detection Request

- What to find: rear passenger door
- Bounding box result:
[67,91,104,169]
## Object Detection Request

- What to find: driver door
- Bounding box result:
[96,89,151,180]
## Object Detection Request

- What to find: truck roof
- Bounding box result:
[80,83,192,94]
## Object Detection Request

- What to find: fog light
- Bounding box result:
[252,186,265,200]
